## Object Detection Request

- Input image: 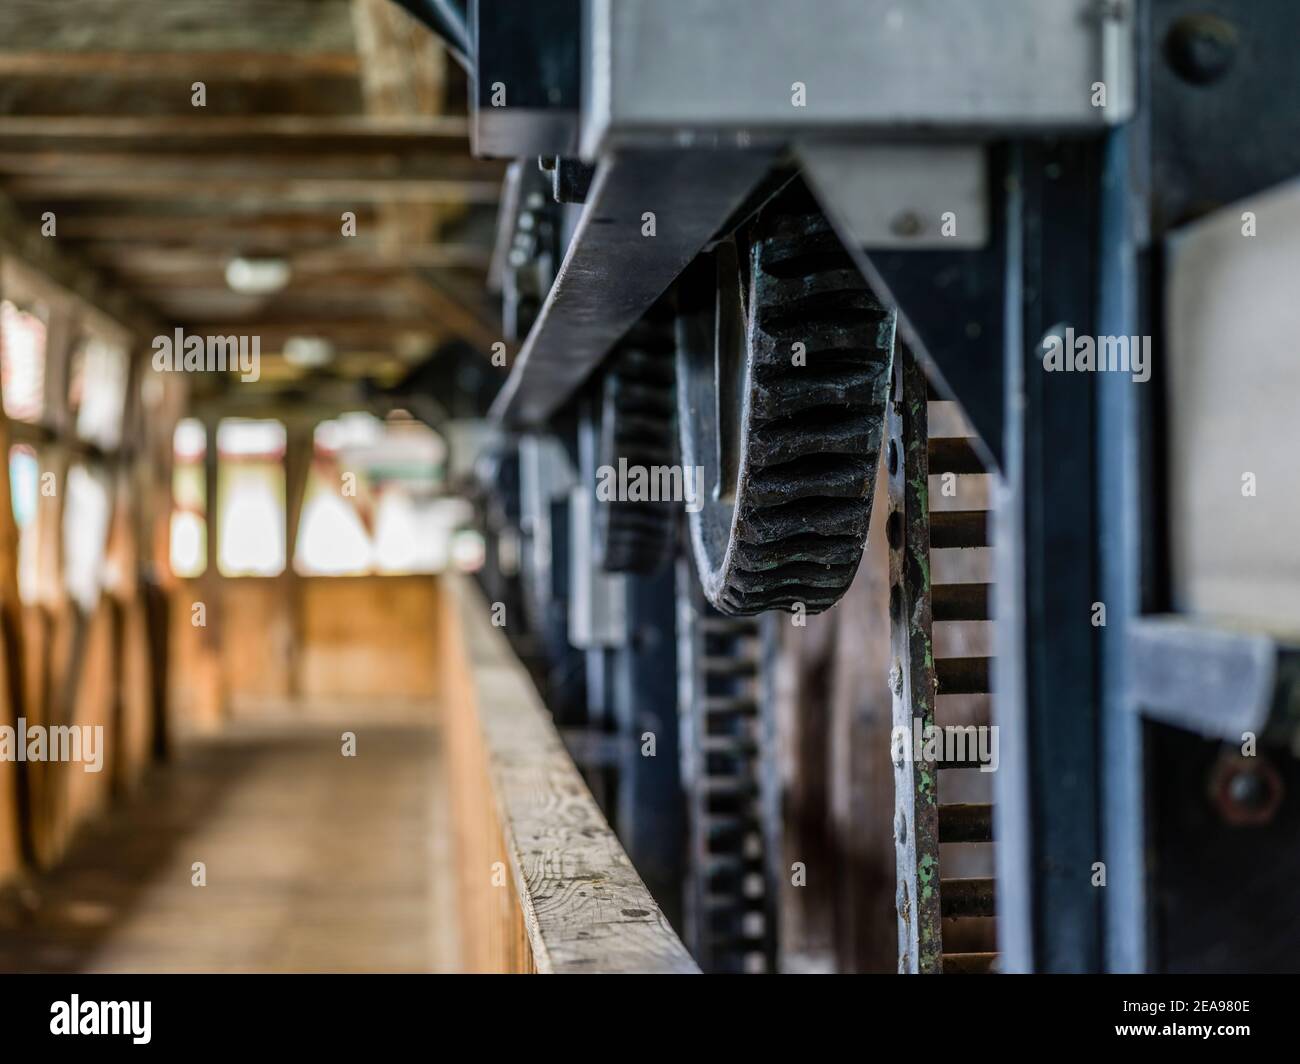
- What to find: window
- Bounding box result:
[72,336,130,450]
[169,418,207,578]
[9,445,39,602]
[217,419,286,577]
[294,412,449,576]
[63,464,111,611]
[0,300,47,423]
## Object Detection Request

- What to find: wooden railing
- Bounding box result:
[438,574,698,974]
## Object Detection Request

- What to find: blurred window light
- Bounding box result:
[74,336,130,450]
[218,418,286,458]
[63,464,111,611]
[225,256,291,295]
[451,528,486,572]
[170,418,207,579]
[293,413,456,576]
[0,300,46,423]
[217,419,286,577]
[173,417,207,461]
[283,336,334,368]
[9,445,39,602]
[295,470,374,576]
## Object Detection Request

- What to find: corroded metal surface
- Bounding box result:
[888,345,943,974]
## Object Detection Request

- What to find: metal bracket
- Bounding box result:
[1130,615,1300,748]
[471,0,582,158]
[802,143,1005,470]
[582,0,1135,157]
[489,149,776,426]
[799,144,989,250]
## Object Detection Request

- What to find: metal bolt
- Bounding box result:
[1227,771,1266,809]
[1210,752,1283,826]
[891,211,924,238]
[1164,14,1238,86]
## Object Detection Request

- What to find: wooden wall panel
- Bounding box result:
[168,574,441,722]
[117,597,154,791]
[296,576,439,700]
[219,579,293,704]
[58,601,115,854]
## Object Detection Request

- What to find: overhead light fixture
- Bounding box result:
[283,336,334,368]
[225,256,291,295]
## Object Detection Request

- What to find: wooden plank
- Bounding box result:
[0,152,500,183]
[0,51,360,79]
[0,370,32,878]
[2,175,500,204]
[90,246,492,274]
[187,321,439,347]
[0,115,470,140]
[0,0,357,54]
[400,277,502,355]
[0,194,158,338]
[351,0,453,260]
[441,574,698,973]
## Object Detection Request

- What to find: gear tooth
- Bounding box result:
[680,180,895,616]
[596,327,679,575]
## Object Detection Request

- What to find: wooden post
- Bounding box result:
[0,336,33,872]
[282,420,313,699]
[200,415,224,718]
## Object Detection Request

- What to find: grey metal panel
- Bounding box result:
[471,0,581,158]
[798,144,989,249]
[567,485,627,648]
[489,149,775,426]
[992,143,1105,974]
[583,0,1134,156]
[1166,178,1300,633]
[1129,616,1277,740]
[518,432,576,627]
[1096,105,1149,974]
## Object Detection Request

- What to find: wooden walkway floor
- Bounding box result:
[0,705,459,973]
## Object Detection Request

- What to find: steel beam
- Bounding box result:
[582,0,1134,156]
[993,143,1105,973]
[489,149,775,426]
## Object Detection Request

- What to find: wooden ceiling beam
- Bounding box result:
[0,114,470,148]
[0,152,501,182]
[186,320,441,347]
[0,51,360,79]
[2,176,500,204]
[90,246,492,274]
[0,0,358,58]
[0,191,159,338]
[399,277,502,355]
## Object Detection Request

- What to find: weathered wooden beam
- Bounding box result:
[0,191,159,337]
[149,287,431,320]
[3,175,500,204]
[441,574,699,973]
[0,115,469,139]
[89,245,492,274]
[400,276,502,355]
[0,51,360,79]
[0,0,358,58]
[60,211,383,249]
[0,152,496,179]
[352,0,453,259]
[0,349,33,871]
[187,321,439,347]
[0,78,364,119]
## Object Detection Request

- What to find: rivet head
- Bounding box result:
[1164,14,1238,86]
